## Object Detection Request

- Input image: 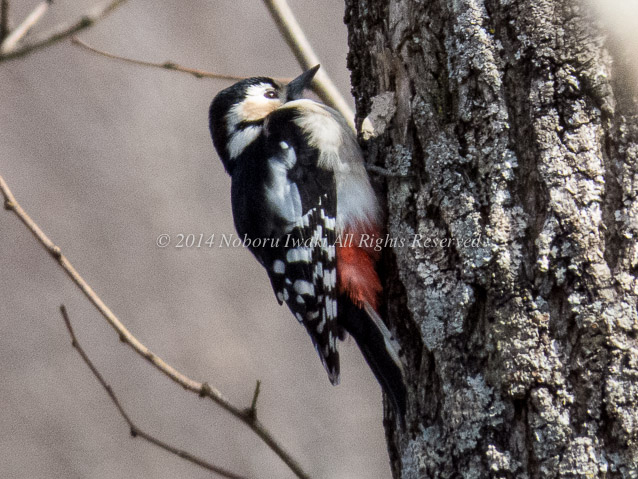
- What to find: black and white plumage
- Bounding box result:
[209,66,406,416]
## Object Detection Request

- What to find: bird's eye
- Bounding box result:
[264,90,278,99]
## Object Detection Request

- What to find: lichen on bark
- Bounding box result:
[345,0,638,477]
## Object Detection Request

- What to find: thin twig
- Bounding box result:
[0,0,9,41]
[72,36,251,82]
[59,305,248,479]
[263,0,355,129]
[0,0,50,54]
[0,0,128,62]
[0,175,310,479]
[72,5,350,117]
[365,164,414,179]
[248,380,261,420]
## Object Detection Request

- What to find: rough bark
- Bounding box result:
[345,0,638,477]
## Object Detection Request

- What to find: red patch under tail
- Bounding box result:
[336,224,382,312]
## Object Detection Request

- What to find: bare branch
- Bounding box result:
[0,0,50,54]
[72,36,254,82]
[0,174,310,479]
[71,3,350,119]
[0,0,9,41]
[247,380,261,420]
[59,305,249,479]
[0,0,128,62]
[263,0,355,129]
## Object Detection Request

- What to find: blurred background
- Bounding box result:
[0,1,391,478]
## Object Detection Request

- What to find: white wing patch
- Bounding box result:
[280,100,343,170]
[265,151,302,226]
[267,202,341,384]
[273,260,286,274]
[293,280,315,296]
[278,99,382,234]
[287,247,311,263]
[324,268,337,289]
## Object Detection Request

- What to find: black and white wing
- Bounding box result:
[256,108,342,384]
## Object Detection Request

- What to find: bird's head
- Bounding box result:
[209,65,320,173]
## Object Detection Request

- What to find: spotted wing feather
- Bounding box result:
[266,189,340,384]
[255,107,341,384]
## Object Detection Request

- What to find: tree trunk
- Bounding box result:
[345,0,638,476]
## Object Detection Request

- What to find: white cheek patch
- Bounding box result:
[226,84,281,132]
[227,125,261,159]
[241,96,280,122]
[226,104,244,135]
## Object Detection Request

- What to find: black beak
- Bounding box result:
[286,64,320,101]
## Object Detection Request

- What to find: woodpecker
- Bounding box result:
[209,65,406,416]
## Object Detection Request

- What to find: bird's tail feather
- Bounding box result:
[339,298,407,419]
